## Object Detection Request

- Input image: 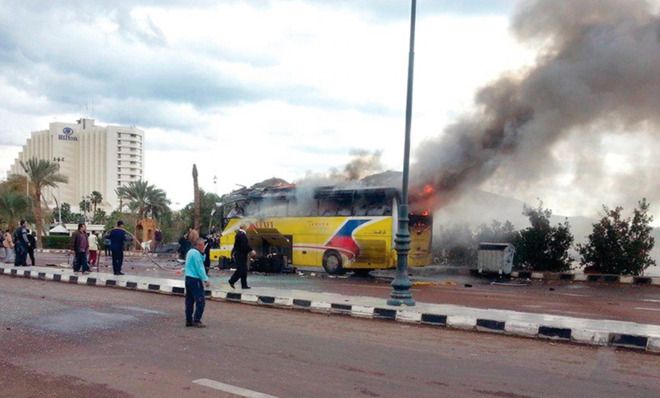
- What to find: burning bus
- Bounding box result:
[210,185,432,275]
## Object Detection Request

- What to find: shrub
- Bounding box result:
[43,235,71,250]
[578,199,655,276]
[514,202,574,272]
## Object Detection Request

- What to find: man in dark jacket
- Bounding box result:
[26,230,36,266]
[71,223,90,274]
[228,225,253,289]
[13,220,30,267]
[105,220,128,275]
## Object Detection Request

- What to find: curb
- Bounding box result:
[2,265,658,355]
[485,270,660,287]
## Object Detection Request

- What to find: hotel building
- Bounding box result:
[8,118,144,212]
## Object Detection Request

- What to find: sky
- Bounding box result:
[0,0,657,223]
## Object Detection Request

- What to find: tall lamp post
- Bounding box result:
[388,0,417,306]
[52,157,64,225]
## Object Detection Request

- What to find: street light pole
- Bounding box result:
[388,0,417,306]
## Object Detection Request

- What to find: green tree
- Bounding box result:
[92,208,107,224]
[514,202,574,272]
[0,188,30,231]
[90,191,103,213]
[179,190,222,235]
[115,180,171,220]
[577,199,655,276]
[20,158,68,247]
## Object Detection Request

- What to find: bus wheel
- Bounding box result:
[322,250,344,275]
[352,269,372,277]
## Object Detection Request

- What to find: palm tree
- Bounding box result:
[0,188,30,231]
[116,180,171,220]
[20,158,68,248]
[90,191,103,213]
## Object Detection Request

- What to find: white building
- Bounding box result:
[8,118,144,212]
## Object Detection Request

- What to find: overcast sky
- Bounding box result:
[1,0,657,222]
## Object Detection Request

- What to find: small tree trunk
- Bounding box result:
[193,164,201,232]
[34,189,43,248]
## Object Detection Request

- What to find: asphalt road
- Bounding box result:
[1,277,659,398]
[28,252,660,325]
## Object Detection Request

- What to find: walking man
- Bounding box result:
[88,231,99,271]
[13,220,30,267]
[185,238,210,328]
[106,220,128,275]
[26,230,36,266]
[71,223,91,274]
[228,225,253,289]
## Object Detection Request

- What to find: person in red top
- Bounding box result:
[71,223,91,274]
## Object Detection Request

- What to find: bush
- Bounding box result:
[578,199,655,276]
[514,202,574,272]
[43,235,71,250]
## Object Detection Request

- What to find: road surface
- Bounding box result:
[1,276,659,397]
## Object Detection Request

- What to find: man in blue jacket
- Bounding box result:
[185,238,210,328]
[105,220,129,275]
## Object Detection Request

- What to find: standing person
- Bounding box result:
[203,233,216,275]
[3,230,14,264]
[88,231,99,270]
[13,220,30,267]
[228,225,253,289]
[153,228,162,253]
[105,220,128,275]
[26,230,36,266]
[184,238,210,328]
[71,223,90,274]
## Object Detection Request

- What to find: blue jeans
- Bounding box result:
[185,276,206,323]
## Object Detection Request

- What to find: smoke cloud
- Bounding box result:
[412,0,660,210]
[296,149,384,186]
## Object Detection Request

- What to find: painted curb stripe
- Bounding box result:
[559,273,574,281]
[69,275,78,283]
[476,319,505,331]
[172,287,185,295]
[633,277,652,285]
[258,296,275,304]
[38,272,46,279]
[86,278,97,285]
[609,334,648,349]
[604,275,620,283]
[331,303,352,312]
[23,270,31,277]
[421,313,447,326]
[373,308,396,320]
[227,292,242,301]
[518,271,532,279]
[148,284,160,291]
[106,280,117,286]
[293,299,312,308]
[11,269,17,276]
[53,274,61,281]
[539,326,571,340]
[126,281,138,289]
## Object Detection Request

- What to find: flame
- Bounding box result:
[422,184,434,195]
[421,210,429,216]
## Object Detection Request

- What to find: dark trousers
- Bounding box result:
[14,245,27,266]
[185,276,205,323]
[111,249,124,274]
[229,256,249,288]
[27,248,35,266]
[73,251,90,272]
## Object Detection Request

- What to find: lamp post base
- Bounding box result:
[387,297,416,306]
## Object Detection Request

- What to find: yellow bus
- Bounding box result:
[211,186,432,275]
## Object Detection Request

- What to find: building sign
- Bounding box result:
[58,127,78,141]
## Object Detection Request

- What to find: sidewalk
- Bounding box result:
[2,265,659,354]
